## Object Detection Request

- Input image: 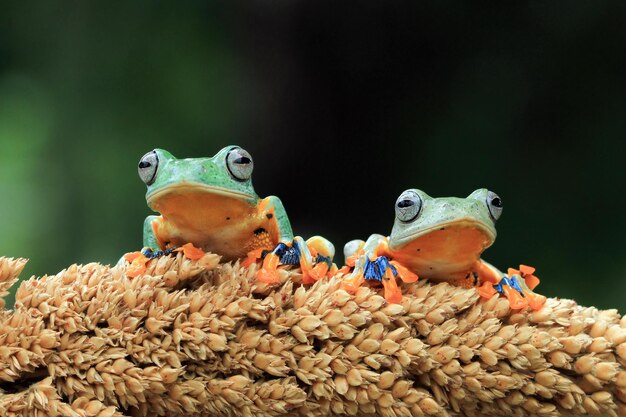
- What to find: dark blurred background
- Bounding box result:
[1,1,625,309]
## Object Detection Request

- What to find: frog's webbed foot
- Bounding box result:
[359,256,409,303]
[340,255,387,294]
[124,243,206,278]
[142,247,177,259]
[124,246,173,278]
[508,265,546,310]
[255,243,288,284]
[255,236,335,285]
[302,236,335,283]
[242,248,265,268]
[253,236,335,285]
[478,264,546,311]
[123,251,151,278]
[338,246,364,286]
[144,242,205,260]
[341,256,415,303]
[364,256,405,303]
[177,243,206,260]
[381,267,402,304]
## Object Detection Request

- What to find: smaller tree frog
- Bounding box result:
[341,188,545,310]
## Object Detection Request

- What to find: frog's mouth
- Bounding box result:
[389,218,497,280]
[391,218,496,251]
[146,182,256,207]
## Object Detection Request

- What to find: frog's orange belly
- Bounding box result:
[389,227,492,281]
[160,220,275,261]
[151,192,278,261]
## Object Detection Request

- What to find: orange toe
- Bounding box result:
[336,266,352,275]
[180,243,205,260]
[127,254,150,278]
[255,253,281,284]
[303,263,329,284]
[301,273,315,285]
[517,264,540,290]
[341,274,365,293]
[519,264,536,275]
[242,248,265,268]
[381,269,402,303]
[241,257,256,268]
[477,282,497,299]
[524,274,541,290]
[124,251,143,263]
[256,268,281,284]
[390,261,418,283]
[504,288,527,310]
[381,277,402,304]
[507,267,521,276]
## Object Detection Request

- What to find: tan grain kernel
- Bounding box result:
[378,371,395,389]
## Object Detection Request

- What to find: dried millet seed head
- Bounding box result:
[0,255,625,417]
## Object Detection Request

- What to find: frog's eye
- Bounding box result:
[138,150,159,185]
[486,191,503,221]
[226,147,254,181]
[395,190,422,222]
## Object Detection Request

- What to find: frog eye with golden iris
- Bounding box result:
[395,190,422,222]
[486,190,503,221]
[138,150,159,185]
[226,147,254,181]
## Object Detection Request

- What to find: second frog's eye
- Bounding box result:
[226,147,254,181]
[486,190,503,221]
[395,190,422,222]
[138,150,159,185]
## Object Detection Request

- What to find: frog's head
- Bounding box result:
[138,146,259,212]
[388,188,502,280]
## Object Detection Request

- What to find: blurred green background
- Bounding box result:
[0,2,625,310]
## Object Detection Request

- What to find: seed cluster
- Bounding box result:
[0,254,624,417]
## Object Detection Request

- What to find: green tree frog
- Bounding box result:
[128,146,335,282]
[341,188,545,309]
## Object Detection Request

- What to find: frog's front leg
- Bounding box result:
[254,196,336,284]
[254,196,294,284]
[260,195,294,242]
[340,234,387,293]
[336,239,365,274]
[123,215,166,278]
[341,234,418,303]
[142,215,171,257]
[476,262,546,311]
[298,236,335,284]
[256,235,336,284]
[343,239,365,266]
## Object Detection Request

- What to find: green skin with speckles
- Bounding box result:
[141,146,300,261]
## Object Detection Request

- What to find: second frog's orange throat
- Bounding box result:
[389,221,495,281]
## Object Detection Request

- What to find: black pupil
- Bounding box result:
[398,199,414,208]
[234,156,251,165]
[491,197,502,208]
[139,161,151,169]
